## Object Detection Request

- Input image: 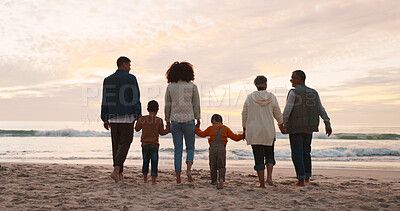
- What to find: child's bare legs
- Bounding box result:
[186,161,193,182]
[305,177,310,183]
[187,161,193,171]
[152,176,157,185]
[176,172,181,184]
[119,172,124,180]
[143,174,148,183]
[266,163,274,186]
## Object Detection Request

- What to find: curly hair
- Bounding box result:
[166,61,195,83]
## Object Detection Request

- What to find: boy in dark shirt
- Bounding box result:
[135,100,169,185]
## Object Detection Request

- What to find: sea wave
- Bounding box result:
[311,147,400,157]
[1,129,400,140]
[276,133,400,140]
[227,148,400,158]
[0,129,110,137]
[1,148,399,162]
[159,148,208,153]
[333,133,400,140]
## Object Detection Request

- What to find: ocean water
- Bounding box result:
[0,121,399,171]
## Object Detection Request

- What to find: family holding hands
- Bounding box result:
[101,56,332,189]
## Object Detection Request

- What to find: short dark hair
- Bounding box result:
[117,56,131,68]
[293,70,306,82]
[166,61,195,83]
[254,75,267,90]
[147,100,159,112]
[211,114,223,124]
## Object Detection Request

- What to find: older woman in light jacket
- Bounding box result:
[242,75,285,188]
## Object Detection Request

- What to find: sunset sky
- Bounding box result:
[1,0,399,126]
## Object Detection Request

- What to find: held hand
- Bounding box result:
[103,121,110,130]
[166,123,171,132]
[166,122,171,131]
[278,124,286,134]
[326,128,332,137]
[195,120,201,128]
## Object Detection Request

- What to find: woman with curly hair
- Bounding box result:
[165,61,201,184]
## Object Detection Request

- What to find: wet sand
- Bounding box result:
[0,162,399,210]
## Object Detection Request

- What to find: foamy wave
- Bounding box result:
[1,129,399,140]
[311,148,400,157]
[333,133,400,140]
[276,132,400,140]
[0,129,110,137]
[227,148,400,159]
[168,147,400,160]
[275,132,337,139]
[35,129,111,137]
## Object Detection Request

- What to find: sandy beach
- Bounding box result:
[0,162,399,210]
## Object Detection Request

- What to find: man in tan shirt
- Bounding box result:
[135,100,169,185]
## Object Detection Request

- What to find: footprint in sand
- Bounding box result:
[379,203,390,208]
[291,199,301,205]
[304,197,317,202]
[376,198,386,202]
[280,180,293,185]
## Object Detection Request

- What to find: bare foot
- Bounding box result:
[305,177,310,183]
[266,179,275,186]
[295,179,305,187]
[152,176,157,185]
[110,172,120,183]
[187,170,194,182]
[144,174,148,183]
[259,184,266,188]
[119,172,124,180]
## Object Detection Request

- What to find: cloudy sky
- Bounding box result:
[1,0,399,127]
